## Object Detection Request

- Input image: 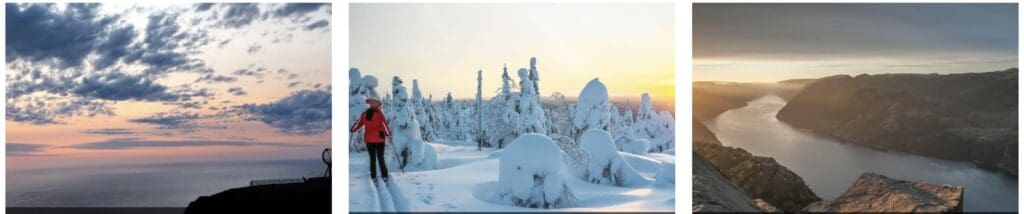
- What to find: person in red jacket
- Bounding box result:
[350,98,392,181]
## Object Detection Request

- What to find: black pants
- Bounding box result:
[367,143,389,179]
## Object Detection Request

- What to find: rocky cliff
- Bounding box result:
[694,142,821,211]
[692,152,761,212]
[184,177,329,214]
[777,68,1018,176]
[693,118,721,145]
[805,173,964,212]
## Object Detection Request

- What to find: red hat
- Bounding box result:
[366,99,382,108]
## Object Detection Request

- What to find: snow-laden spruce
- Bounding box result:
[580,129,653,187]
[634,93,674,153]
[573,78,611,138]
[349,68,379,152]
[386,76,438,171]
[516,68,546,135]
[498,133,577,208]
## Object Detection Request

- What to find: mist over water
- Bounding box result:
[706,95,1017,211]
[7,159,324,207]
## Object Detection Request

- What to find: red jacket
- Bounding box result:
[350,110,391,143]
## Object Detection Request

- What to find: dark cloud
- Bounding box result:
[238,89,330,135]
[82,128,134,135]
[6,96,113,124]
[73,71,173,101]
[273,3,328,18]
[220,3,261,28]
[67,138,307,150]
[195,74,238,83]
[228,87,247,96]
[304,20,329,31]
[129,111,200,130]
[195,3,215,12]
[694,4,1018,60]
[8,143,47,156]
[6,3,125,69]
[277,68,288,74]
[287,73,299,79]
[93,26,137,70]
[122,12,211,75]
[247,44,262,54]
[232,64,268,78]
[288,81,302,88]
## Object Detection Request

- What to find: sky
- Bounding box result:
[6,3,332,170]
[694,3,1018,82]
[350,3,675,106]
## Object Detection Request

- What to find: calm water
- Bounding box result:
[7,159,324,207]
[706,95,1018,212]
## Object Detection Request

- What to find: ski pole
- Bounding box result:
[388,136,406,173]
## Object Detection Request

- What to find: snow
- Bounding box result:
[580,129,653,187]
[494,133,576,208]
[620,138,651,155]
[349,143,675,212]
[348,58,672,212]
[574,78,612,137]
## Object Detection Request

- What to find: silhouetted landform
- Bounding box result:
[693,118,720,145]
[692,152,761,212]
[694,142,820,212]
[777,68,1019,176]
[693,81,774,121]
[184,177,329,214]
[805,173,964,212]
[775,78,816,101]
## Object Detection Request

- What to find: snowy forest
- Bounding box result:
[349,57,675,211]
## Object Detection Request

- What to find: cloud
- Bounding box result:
[82,128,134,135]
[67,138,309,150]
[238,89,330,135]
[73,71,174,101]
[129,111,200,130]
[228,87,247,96]
[232,64,268,78]
[7,143,48,156]
[220,3,261,28]
[195,74,238,83]
[247,44,262,54]
[273,3,328,18]
[6,96,114,125]
[195,3,215,12]
[288,81,302,88]
[304,20,329,31]
[6,3,125,69]
[694,4,1018,60]
[287,73,299,79]
[122,12,211,75]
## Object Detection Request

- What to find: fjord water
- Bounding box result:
[7,159,324,207]
[706,95,1017,211]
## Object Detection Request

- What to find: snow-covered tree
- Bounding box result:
[516,68,546,135]
[573,78,611,140]
[412,79,437,141]
[633,93,673,153]
[487,65,519,148]
[475,70,485,150]
[498,133,577,208]
[387,76,438,171]
[580,129,652,187]
[547,92,574,138]
[349,68,379,152]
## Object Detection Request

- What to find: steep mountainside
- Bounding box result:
[692,152,761,212]
[777,68,1018,176]
[695,142,821,211]
[693,82,773,121]
[805,173,964,212]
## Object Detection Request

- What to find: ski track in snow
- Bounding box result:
[375,179,395,212]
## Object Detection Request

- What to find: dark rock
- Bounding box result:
[695,143,821,211]
[777,68,1018,176]
[184,177,330,214]
[804,173,964,212]
[692,152,761,212]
